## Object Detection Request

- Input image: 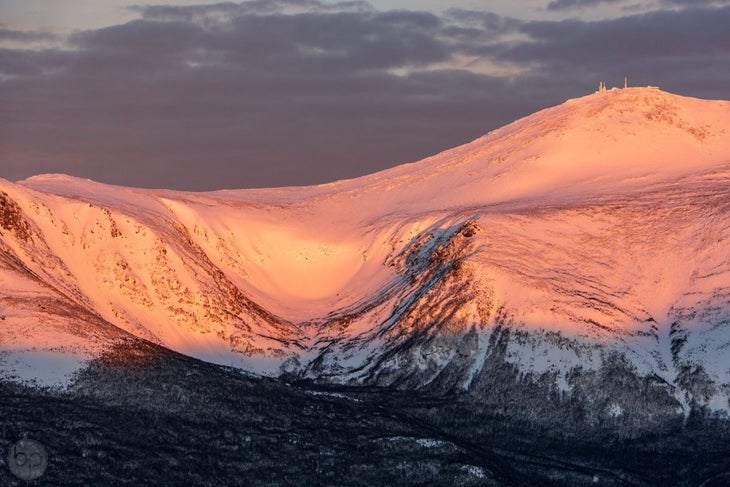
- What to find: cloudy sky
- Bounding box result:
[2,0,729,190]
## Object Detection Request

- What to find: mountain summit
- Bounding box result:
[1,88,729,425]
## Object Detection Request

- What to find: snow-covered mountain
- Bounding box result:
[2,87,729,422]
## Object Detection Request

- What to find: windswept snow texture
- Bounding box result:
[1,88,729,412]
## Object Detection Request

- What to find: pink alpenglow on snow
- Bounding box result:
[1,88,729,414]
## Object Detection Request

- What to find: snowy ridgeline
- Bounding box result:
[0,88,729,416]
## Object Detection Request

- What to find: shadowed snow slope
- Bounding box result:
[1,88,729,417]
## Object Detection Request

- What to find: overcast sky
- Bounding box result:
[2,0,729,190]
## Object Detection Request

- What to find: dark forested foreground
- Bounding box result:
[2,341,729,486]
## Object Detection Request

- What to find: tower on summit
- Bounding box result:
[596,78,630,93]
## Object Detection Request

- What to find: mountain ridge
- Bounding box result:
[18,87,730,205]
[2,88,729,422]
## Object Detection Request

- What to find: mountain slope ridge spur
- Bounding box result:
[1,88,729,423]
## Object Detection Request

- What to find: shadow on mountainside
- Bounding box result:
[1,339,729,486]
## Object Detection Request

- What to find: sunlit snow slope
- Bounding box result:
[1,88,729,414]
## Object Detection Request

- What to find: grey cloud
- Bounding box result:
[444,8,520,43]
[661,0,730,5]
[231,11,448,70]
[66,9,449,75]
[546,0,622,10]
[547,0,730,12]
[0,47,72,77]
[504,7,730,65]
[131,0,373,22]
[0,5,485,189]
[0,28,58,42]
[70,20,205,54]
